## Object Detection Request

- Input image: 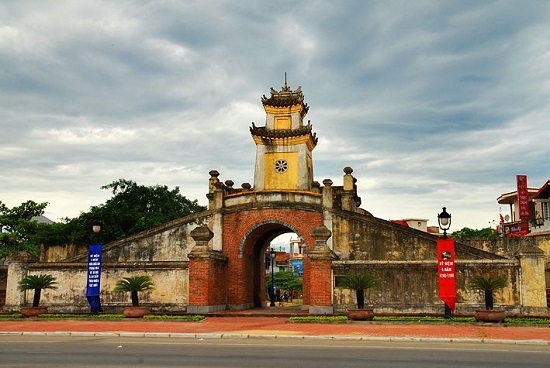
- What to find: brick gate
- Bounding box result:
[186,170,342,314]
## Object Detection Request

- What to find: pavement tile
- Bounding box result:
[0,316,549,346]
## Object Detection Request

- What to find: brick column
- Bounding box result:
[308,225,335,314]
[187,226,228,313]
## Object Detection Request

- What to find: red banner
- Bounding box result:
[502,221,529,237]
[517,175,529,220]
[437,238,456,311]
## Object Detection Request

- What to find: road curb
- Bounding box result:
[1,331,547,345]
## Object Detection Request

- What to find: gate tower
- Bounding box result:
[251,82,317,191]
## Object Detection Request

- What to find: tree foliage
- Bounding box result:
[18,274,58,307]
[339,273,381,309]
[114,275,154,307]
[0,200,48,259]
[33,179,207,247]
[267,271,302,294]
[95,179,205,240]
[450,227,497,239]
[468,275,507,310]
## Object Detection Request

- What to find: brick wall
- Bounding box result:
[223,207,323,307]
[188,257,227,306]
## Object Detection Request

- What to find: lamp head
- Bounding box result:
[92,220,101,234]
[437,207,451,230]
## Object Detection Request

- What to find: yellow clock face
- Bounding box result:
[274,159,288,173]
[264,152,297,189]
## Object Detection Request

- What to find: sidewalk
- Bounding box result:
[1,316,549,345]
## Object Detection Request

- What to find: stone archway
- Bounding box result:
[231,221,305,310]
[222,208,324,311]
[186,205,336,313]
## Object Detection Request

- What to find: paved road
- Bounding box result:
[1,335,549,368]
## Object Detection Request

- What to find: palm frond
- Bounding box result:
[18,274,58,292]
[468,275,507,292]
[339,273,380,291]
[114,276,154,293]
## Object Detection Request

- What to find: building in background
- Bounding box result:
[390,218,440,235]
[497,177,550,236]
[265,236,304,277]
[289,236,304,277]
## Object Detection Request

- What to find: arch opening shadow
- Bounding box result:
[239,222,305,309]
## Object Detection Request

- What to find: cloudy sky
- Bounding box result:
[2,1,549,231]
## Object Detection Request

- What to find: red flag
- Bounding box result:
[499,213,505,223]
[437,238,456,311]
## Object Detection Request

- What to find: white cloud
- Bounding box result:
[1,0,549,231]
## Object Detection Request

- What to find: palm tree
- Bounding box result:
[339,273,380,309]
[18,274,58,307]
[468,275,507,310]
[114,276,154,307]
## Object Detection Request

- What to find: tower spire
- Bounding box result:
[251,83,317,191]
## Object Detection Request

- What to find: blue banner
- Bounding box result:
[291,259,303,277]
[86,243,103,312]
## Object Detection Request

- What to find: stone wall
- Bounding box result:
[460,233,550,265]
[2,185,548,316]
[332,259,518,314]
[328,209,546,315]
[4,261,188,314]
[3,212,211,313]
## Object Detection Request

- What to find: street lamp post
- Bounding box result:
[86,220,103,314]
[437,207,451,239]
[437,207,452,319]
[269,248,276,307]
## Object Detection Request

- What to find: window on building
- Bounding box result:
[543,202,550,220]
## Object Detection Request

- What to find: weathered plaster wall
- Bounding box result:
[460,234,549,312]
[3,212,211,313]
[462,234,550,266]
[4,262,189,313]
[328,209,531,314]
[330,209,500,261]
[332,259,519,314]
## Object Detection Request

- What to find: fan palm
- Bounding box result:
[18,274,58,307]
[468,275,507,310]
[114,275,154,307]
[339,273,381,309]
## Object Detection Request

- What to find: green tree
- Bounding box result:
[468,275,507,310]
[339,273,381,309]
[450,227,497,239]
[31,222,72,247]
[95,179,205,240]
[114,275,154,307]
[266,271,303,295]
[33,179,207,247]
[0,200,49,259]
[18,274,58,307]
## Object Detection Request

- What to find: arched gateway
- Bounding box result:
[3,82,547,316]
[187,83,344,314]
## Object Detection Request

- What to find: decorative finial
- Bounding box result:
[284,72,287,88]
